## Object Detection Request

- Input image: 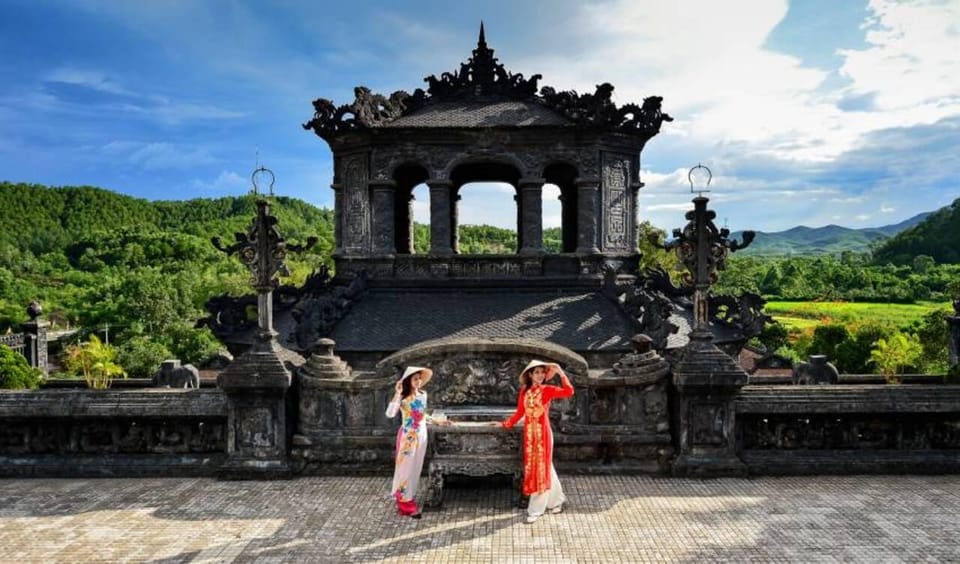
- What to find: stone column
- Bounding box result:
[217,335,292,480]
[22,313,49,376]
[370,180,396,255]
[576,178,600,254]
[515,192,523,251]
[631,180,643,253]
[518,178,544,256]
[331,183,343,255]
[451,192,462,254]
[407,192,416,254]
[428,180,454,256]
[671,336,748,477]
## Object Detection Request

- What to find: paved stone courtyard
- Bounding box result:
[1,474,959,563]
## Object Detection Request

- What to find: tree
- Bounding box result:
[912,309,950,374]
[912,254,935,274]
[809,324,850,364]
[835,323,892,374]
[869,332,922,383]
[117,336,172,378]
[63,335,126,389]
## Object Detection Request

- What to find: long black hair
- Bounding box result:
[520,370,533,389]
[401,372,416,399]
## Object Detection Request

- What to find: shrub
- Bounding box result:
[0,344,43,389]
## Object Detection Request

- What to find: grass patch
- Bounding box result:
[766,300,950,332]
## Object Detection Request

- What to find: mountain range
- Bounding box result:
[731,212,932,256]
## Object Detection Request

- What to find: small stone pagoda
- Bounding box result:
[299,24,673,368]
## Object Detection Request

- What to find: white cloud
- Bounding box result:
[516,0,960,166]
[191,170,247,193]
[45,67,136,96]
[101,141,216,171]
[839,0,960,112]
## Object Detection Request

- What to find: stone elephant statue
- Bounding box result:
[153,359,200,389]
[792,355,839,385]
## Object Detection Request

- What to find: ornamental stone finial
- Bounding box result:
[212,170,317,343]
[660,194,754,338]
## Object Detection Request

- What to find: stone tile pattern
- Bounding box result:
[1,475,959,563]
[331,290,635,352]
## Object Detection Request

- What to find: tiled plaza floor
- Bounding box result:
[1,474,959,563]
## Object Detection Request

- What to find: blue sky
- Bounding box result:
[1,0,958,232]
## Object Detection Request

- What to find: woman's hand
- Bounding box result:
[394,380,403,395]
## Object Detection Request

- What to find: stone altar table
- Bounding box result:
[424,407,522,507]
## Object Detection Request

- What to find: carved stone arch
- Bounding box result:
[392,163,430,254]
[544,162,580,253]
[540,159,580,179]
[388,158,431,182]
[441,152,528,183]
[375,337,589,407]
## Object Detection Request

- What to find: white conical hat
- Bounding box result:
[519,359,560,382]
[399,366,433,387]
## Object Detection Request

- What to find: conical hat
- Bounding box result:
[399,366,433,387]
[519,359,560,382]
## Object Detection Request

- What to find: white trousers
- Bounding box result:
[527,464,565,517]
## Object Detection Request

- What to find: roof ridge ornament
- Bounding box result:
[423,22,542,100]
[303,23,673,141]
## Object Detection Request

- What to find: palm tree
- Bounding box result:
[63,335,125,389]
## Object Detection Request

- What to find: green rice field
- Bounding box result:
[765,301,952,333]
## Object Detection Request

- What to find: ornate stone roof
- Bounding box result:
[383,100,572,128]
[328,288,638,352]
[303,24,672,141]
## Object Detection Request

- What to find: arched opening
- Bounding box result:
[411,183,430,253]
[450,162,521,255]
[544,163,579,253]
[393,164,429,254]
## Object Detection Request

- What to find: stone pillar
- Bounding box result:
[22,316,49,377]
[428,180,453,256]
[518,178,544,256]
[331,183,344,255]
[370,180,396,255]
[515,192,523,251]
[671,335,748,477]
[451,192,462,254]
[296,338,352,438]
[217,332,292,479]
[407,192,416,254]
[576,178,600,254]
[631,180,643,253]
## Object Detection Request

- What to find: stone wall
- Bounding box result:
[0,389,227,477]
[736,385,960,474]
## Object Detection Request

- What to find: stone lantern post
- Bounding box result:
[212,167,316,479]
[662,165,755,477]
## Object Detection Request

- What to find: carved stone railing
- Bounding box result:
[736,385,960,474]
[0,389,227,477]
[0,333,26,356]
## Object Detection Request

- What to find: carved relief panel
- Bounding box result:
[341,153,371,253]
[600,153,633,252]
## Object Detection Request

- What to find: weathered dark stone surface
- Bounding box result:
[736,385,960,475]
[0,389,227,477]
[792,355,839,385]
[154,359,201,388]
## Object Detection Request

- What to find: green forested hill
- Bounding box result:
[0,182,334,338]
[873,198,960,265]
